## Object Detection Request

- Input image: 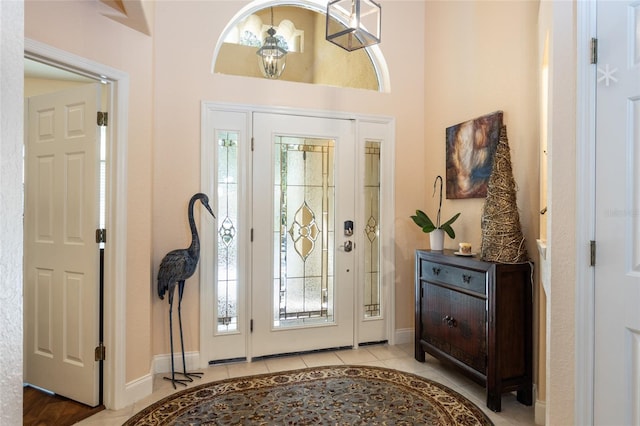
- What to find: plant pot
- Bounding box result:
[429,229,445,251]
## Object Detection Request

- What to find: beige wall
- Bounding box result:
[4,1,588,424]
[25,0,155,382]
[23,1,556,415]
[423,0,539,257]
[150,0,427,356]
[424,0,541,404]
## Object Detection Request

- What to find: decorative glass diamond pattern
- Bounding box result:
[219,216,236,246]
[365,215,378,243]
[288,201,320,261]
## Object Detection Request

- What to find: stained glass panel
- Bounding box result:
[217,131,239,332]
[273,137,335,327]
[364,141,381,318]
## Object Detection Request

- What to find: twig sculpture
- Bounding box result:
[480,126,528,263]
[158,193,215,388]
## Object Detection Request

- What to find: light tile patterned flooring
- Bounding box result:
[78,343,536,425]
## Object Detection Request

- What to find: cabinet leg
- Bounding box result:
[517,386,533,406]
[486,392,502,412]
[415,348,425,362]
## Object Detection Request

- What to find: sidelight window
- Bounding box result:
[216,131,239,333]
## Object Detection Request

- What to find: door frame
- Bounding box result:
[199,102,396,364]
[24,39,130,410]
[575,1,596,424]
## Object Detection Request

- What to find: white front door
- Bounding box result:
[200,105,393,364]
[24,84,102,406]
[251,113,355,357]
[594,1,640,423]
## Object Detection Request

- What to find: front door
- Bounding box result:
[251,113,355,357]
[594,0,640,423]
[200,106,393,364]
[24,84,102,406]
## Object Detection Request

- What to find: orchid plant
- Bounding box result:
[411,175,460,238]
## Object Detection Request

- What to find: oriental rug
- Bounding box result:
[124,365,493,425]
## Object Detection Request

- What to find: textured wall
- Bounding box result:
[0,0,25,424]
[543,1,577,424]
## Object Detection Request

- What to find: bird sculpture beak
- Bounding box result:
[203,202,215,218]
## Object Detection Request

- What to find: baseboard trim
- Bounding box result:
[153,351,201,374]
[123,372,153,406]
[394,328,413,345]
[535,399,546,425]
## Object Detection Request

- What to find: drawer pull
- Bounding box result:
[432,267,441,275]
[442,315,457,328]
[463,274,472,283]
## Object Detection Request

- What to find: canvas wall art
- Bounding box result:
[445,111,503,199]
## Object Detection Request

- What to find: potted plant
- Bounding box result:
[411,175,460,251]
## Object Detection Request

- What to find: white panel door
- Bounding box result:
[594,1,640,423]
[251,113,355,357]
[24,84,101,406]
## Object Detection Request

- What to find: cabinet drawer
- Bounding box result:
[420,260,486,294]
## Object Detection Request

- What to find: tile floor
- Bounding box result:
[78,343,536,425]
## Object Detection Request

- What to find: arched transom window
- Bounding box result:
[212,1,389,92]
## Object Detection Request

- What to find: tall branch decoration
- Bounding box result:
[480,126,528,263]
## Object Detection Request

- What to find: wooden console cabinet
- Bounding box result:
[414,249,533,412]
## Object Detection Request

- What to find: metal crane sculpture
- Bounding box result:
[158,192,215,388]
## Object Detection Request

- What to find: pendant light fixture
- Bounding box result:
[326,0,381,52]
[256,7,288,79]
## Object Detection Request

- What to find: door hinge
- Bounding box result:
[590,240,596,266]
[95,342,106,361]
[251,137,254,151]
[96,228,107,243]
[97,111,108,127]
[590,37,598,64]
[250,319,254,333]
[251,228,254,242]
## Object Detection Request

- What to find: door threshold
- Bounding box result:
[358,340,388,347]
[251,345,354,362]
[208,357,247,365]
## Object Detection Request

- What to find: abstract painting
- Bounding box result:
[445,111,503,199]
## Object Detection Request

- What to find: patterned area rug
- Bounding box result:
[124,365,493,425]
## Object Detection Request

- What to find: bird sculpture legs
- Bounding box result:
[176,281,203,382]
[163,281,203,388]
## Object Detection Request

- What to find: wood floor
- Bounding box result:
[23,386,104,426]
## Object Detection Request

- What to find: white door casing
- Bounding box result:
[24,84,101,406]
[200,104,395,363]
[25,38,131,411]
[594,1,640,424]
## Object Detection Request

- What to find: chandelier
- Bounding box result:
[256,7,288,79]
[326,0,381,52]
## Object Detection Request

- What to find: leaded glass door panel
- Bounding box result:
[356,120,390,345]
[252,113,355,357]
[200,109,250,364]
